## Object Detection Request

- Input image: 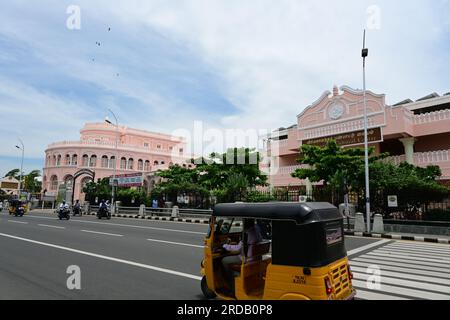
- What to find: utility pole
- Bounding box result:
[362,30,371,233]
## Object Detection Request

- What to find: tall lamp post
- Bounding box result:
[15,139,25,199]
[362,30,371,233]
[105,110,119,213]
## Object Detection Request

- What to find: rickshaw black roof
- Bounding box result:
[213,202,341,224]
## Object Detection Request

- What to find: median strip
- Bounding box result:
[81,230,123,237]
[0,232,202,281]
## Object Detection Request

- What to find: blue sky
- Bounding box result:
[0,0,449,177]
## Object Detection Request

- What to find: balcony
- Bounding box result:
[47,140,183,156]
[386,150,450,178]
[413,109,450,137]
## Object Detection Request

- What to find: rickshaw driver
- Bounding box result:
[221,219,264,293]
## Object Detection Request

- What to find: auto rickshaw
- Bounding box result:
[8,199,28,216]
[200,202,356,300]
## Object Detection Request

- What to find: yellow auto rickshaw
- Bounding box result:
[8,199,28,216]
[200,202,356,300]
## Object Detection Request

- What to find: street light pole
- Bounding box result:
[106,110,119,213]
[362,30,371,233]
[15,139,25,199]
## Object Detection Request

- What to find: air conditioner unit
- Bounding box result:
[299,195,308,203]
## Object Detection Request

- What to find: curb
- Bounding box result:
[345,230,450,244]
[86,212,211,225]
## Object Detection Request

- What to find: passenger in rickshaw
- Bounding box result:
[221,219,263,293]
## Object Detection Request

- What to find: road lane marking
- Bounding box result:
[8,220,28,224]
[347,239,391,257]
[21,215,206,235]
[38,224,66,230]
[374,249,450,261]
[81,230,123,237]
[0,232,202,281]
[366,252,450,265]
[147,238,204,248]
[355,288,410,300]
[352,257,450,273]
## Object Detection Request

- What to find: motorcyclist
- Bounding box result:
[99,199,109,218]
[59,200,70,219]
[59,200,70,211]
[73,200,81,216]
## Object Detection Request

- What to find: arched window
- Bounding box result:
[72,154,78,166]
[101,156,109,168]
[161,161,165,165]
[50,175,58,191]
[120,157,127,169]
[65,155,71,166]
[56,155,62,166]
[64,175,74,188]
[89,155,97,167]
[144,160,150,171]
[109,156,116,169]
[153,160,159,166]
[82,155,89,167]
[52,155,57,166]
[127,158,134,170]
[138,159,143,171]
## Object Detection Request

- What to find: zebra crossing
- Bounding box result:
[350,241,450,300]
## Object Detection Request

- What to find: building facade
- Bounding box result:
[264,85,450,191]
[43,123,190,203]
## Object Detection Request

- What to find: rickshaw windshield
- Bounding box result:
[212,217,243,235]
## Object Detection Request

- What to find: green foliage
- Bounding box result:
[152,148,268,205]
[3,169,41,194]
[5,169,20,179]
[244,191,275,203]
[82,178,112,204]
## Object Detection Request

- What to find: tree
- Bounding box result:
[292,140,386,204]
[23,170,42,193]
[4,169,20,179]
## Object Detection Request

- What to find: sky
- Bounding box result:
[0,0,449,177]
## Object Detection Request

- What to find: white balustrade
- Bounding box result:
[413,109,450,125]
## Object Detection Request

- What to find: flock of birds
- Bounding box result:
[91,27,119,77]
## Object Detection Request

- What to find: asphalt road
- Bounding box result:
[0,211,449,300]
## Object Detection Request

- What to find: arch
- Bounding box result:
[65,154,71,166]
[109,156,116,169]
[82,154,89,167]
[144,160,150,171]
[128,158,134,170]
[120,157,127,169]
[153,160,159,166]
[52,155,57,166]
[138,159,144,171]
[101,155,109,168]
[56,155,62,166]
[63,175,74,188]
[89,155,97,167]
[161,161,165,165]
[50,175,58,191]
[72,154,78,166]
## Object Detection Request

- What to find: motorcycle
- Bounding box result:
[97,206,111,220]
[72,206,82,216]
[15,205,25,217]
[58,208,71,220]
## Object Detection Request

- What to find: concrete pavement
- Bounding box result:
[0,211,449,300]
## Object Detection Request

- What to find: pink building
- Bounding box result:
[264,86,450,191]
[43,123,190,203]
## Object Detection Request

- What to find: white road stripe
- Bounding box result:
[378,246,450,256]
[8,220,28,224]
[22,215,205,235]
[350,261,450,279]
[347,239,391,257]
[367,251,450,265]
[375,249,450,261]
[147,238,204,248]
[351,279,450,300]
[355,288,410,300]
[387,243,450,251]
[38,224,66,230]
[350,265,450,286]
[384,246,450,255]
[353,273,450,295]
[81,230,123,237]
[0,232,202,281]
[352,257,450,273]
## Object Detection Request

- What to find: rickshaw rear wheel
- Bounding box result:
[201,276,216,299]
